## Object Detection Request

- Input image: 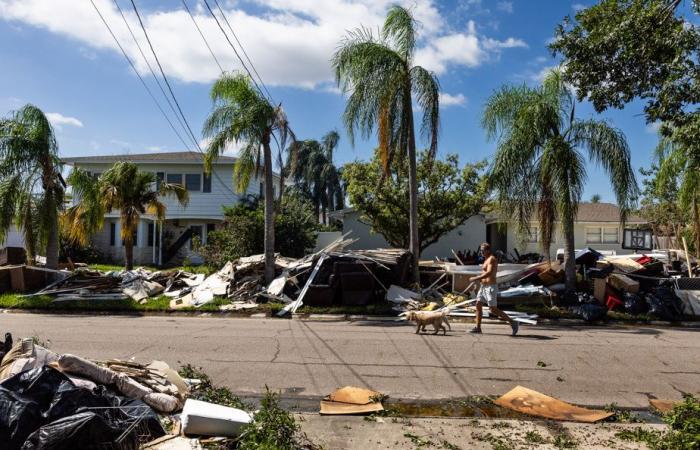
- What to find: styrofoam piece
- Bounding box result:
[181,399,252,437]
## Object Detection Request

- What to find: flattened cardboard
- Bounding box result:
[649,399,680,414]
[319,400,384,415]
[494,386,613,423]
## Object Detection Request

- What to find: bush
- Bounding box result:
[199,194,318,267]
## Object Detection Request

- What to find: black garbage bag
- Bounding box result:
[646,286,684,321]
[623,293,648,316]
[572,303,607,322]
[0,366,164,450]
[21,412,140,450]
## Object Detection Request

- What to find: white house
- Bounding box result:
[62,151,279,266]
[333,202,649,260]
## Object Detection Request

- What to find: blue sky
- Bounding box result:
[0,0,682,202]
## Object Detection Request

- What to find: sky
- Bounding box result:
[0,0,683,203]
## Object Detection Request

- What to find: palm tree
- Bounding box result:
[655,133,700,256]
[332,5,440,283]
[483,69,639,290]
[63,161,188,270]
[203,73,292,283]
[0,104,64,268]
[286,130,343,224]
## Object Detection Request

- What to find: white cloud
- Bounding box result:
[497,2,514,13]
[439,92,467,107]
[46,112,83,130]
[646,121,662,135]
[0,0,526,88]
[530,64,559,83]
[572,3,587,12]
[415,20,526,74]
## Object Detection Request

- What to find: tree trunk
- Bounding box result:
[693,199,700,258]
[124,238,134,271]
[263,134,276,284]
[562,206,577,291]
[45,211,59,269]
[406,95,421,284]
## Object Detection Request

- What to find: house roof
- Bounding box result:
[62,151,237,165]
[575,202,645,223]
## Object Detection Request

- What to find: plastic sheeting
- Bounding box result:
[0,366,164,450]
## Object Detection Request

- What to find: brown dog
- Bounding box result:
[406,310,452,335]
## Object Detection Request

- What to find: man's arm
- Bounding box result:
[469,258,496,282]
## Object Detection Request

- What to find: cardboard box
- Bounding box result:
[593,277,607,303]
[608,273,640,293]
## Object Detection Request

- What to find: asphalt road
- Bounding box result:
[1,312,698,408]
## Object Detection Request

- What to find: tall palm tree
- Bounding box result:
[333,5,440,283]
[63,161,188,270]
[483,69,639,290]
[0,104,64,268]
[655,133,700,256]
[203,73,292,283]
[286,130,343,223]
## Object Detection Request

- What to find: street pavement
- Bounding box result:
[1,312,698,408]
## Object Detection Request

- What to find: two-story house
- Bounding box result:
[62,151,279,266]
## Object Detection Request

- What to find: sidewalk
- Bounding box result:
[297,415,665,450]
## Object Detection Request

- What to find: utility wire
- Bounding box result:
[128,0,204,152]
[112,0,195,148]
[181,0,224,74]
[201,0,269,102]
[89,0,191,151]
[212,0,273,102]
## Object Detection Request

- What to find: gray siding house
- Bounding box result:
[63,151,278,266]
[334,203,649,260]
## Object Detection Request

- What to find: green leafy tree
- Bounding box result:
[63,161,188,270]
[655,132,700,255]
[199,194,318,268]
[332,5,440,282]
[482,69,639,290]
[590,194,602,203]
[286,130,343,224]
[203,73,292,283]
[550,0,700,132]
[0,104,64,268]
[343,149,487,253]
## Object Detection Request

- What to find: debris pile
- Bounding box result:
[0,332,256,450]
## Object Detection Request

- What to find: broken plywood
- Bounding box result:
[494,386,613,423]
[320,386,385,415]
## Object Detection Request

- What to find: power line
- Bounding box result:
[111,0,196,149]
[128,0,204,152]
[212,0,273,101]
[200,0,269,102]
[181,0,224,74]
[89,0,191,151]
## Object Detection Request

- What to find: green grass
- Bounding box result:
[0,292,282,314]
[86,263,213,275]
[295,301,395,316]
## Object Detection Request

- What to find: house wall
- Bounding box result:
[70,162,275,219]
[90,217,221,266]
[1,225,24,248]
[340,210,486,259]
[503,222,647,259]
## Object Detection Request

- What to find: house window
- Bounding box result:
[190,225,203,249]
[167,173,183,186]
[527,227,538,243]
[586,227,619,244]
[259,182,263,197]
[156,172,165,190]
[206,223,215,237]
[109,223,116,246]
[147,223,154,247]
[603,227,619,243]
[203,173,211,193]
[185,173,201,191]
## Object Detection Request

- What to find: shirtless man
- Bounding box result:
[468,243,519,335]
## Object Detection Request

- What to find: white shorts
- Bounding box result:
[476,285,498,307]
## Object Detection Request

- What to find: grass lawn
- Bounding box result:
[0,292,285,314]
[86,263,214,275]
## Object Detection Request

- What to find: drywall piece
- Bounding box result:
[494,385,613,423]
[386,285,421,304]
[181,399,252,437]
